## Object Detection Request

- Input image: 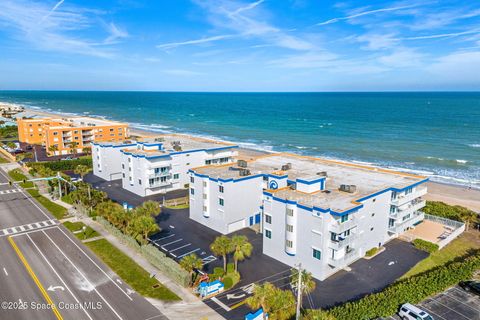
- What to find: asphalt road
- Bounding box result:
[0,167,168,320]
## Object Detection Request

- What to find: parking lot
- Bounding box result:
[383,286,480,320]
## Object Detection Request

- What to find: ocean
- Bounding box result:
[1,91,479,188]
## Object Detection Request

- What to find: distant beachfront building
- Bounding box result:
[189,154,428,280]
[17,117,129,156]
[92,135,238,197]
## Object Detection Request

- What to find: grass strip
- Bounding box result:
[85,239,180,301]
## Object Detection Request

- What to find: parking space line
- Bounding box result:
[424,297,470,320]
[177,248,200,259]
[441,291,480,312]
[420,303,449,320]
[161,238,183,249]
[153,234,175,242]
[201,255,217,265]
[169,243,191,253]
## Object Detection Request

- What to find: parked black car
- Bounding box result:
[459,281,480,296]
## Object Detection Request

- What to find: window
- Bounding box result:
[341,214,348,223]
[138,179,142,185]
[110,128,114,132]
[219,198,224,206]
[312,249,321,260]
[371,213,375,217]
[265,229,272,239]
[203,181,207,187]
[286,208,294,216]
[265,214,272,224]
[122,173,125,178]
[219,185,224,193]
[173,173,179,179]
[190,176,195,183]
[205,160,212,165]
[190,188,195,195]
[53,132,58,136]
[203,194,207,200]
[203,205,207,212]
[286,224,293,232]
[122,164,125,169]
[370,227,374,231]
[286,240,293,248]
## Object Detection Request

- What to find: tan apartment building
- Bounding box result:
[17,117,129,156]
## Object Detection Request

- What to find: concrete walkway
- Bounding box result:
[78,215,225,320]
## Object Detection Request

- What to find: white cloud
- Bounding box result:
[191,0,315,51]
[356,33,398,50]
[316,4,419,26]
[428,50,480,82]
[157,34,234,50]
[0,0,119,58]
[103,23,129,45]
[378,48,425,67]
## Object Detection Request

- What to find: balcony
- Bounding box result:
[328,249,357,268]
[388,211,424,233]
[148,179,171,189]
[329,233,358,250]
[330,217,357,233]
[397,199,426,214]
[391,186,427,205]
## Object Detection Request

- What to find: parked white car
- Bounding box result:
[399,303,434,320]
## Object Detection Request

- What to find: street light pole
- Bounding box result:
[296,263,302,320]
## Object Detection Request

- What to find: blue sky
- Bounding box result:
[0,0,479,91]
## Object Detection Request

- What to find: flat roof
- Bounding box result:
[18,116,127,127]
[193,153,427,212]
[121,134,238,158]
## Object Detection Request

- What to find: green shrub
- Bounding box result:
[61,193,74,204]
[27,157,92,172]
[223,276,234,290]
[365,247,379,257]
[210,267,224,280]
[305,250,480,320]
[413,239,439,253]
[423,201,476,222]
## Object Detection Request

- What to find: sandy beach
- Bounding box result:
[15,106,480,213]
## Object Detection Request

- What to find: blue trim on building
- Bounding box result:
[267,173,288,179]
[296,177,326,185]
[121,145,238,159]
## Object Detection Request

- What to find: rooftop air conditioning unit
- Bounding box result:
[173,145,182,151]
[237,160,248,168]
[281,163,292,171]
[339,184,357,193]
[317,171,327,176]
[239,169,251,176]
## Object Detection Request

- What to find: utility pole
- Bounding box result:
[295,263,302,320]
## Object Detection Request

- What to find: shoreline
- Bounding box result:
[11,105,480,213]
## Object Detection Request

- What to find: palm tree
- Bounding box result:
[48,144,58,156]
[180,254,203,286]
[128,215,159,244]
[74,165,91,180]
[140,200,161,217]
[246,282,276,320]
[69,141,79,155]
[231,235,253,272]
[82,147,91,155]
[291,268,316,313]
[460,210,478,231]
[210,236,233,273]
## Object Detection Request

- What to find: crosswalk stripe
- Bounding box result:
[0,220,59,237]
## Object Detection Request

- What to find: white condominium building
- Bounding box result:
[189,153,427,280]
[93,135,238,197]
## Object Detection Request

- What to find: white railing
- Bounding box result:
[328,249,357,268]
[329,233,358,250]
[398,199,426,213]
[391,186,427,205]
[389,211,424,233]
[330,218,357,233]
[423,213,465,249]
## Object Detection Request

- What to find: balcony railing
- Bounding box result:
[329,233,358,250]
[391,186,427,205]
[388,211,424,233]
[330,217,357,233]
[328,249,357,268]
[148,179,171,188]
[148,172,171,180]
[397,199,426,213]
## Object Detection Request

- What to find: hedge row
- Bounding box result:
[95,216,190,287]
[305,250,480,320]
[413,239,439,253]
[27,157,92,171]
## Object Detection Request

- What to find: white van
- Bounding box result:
[399,303,434,320]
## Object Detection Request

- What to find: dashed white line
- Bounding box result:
[3,267,8,276]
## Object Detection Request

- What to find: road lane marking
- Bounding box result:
[54,226,133,301]
[0,169,50,220]
[0,220,59,237]
[8,236,63,320]
[211,297,231,312]
[26,233,93,320]
[41,230,124,320]
[3,267,8,276]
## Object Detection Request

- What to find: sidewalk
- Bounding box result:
[77,215,225,320]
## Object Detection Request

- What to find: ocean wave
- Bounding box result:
[456,159,468,164]
[468,144,480,148]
